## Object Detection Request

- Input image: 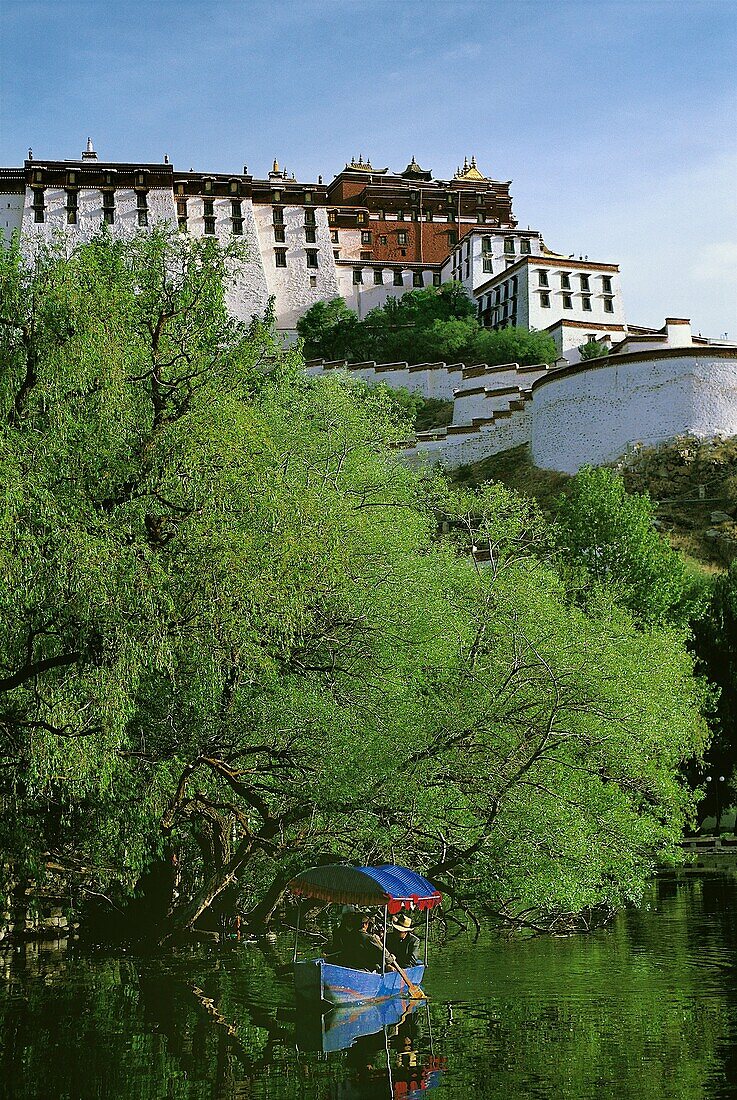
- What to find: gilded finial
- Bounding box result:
[272,158,279,173]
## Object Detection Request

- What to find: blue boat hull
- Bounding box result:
[294,958,425,1006]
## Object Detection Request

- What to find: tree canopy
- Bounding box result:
[297,286,557,368]
[0,230,708,939]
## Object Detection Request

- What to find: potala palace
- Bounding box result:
[2,141,735,473]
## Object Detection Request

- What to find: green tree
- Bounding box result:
[578,337,611,360]
[691,563,737,821]
[554,467,698,627]
[295,297,360,361]
[472,325,558,367]
[0,230,707,939]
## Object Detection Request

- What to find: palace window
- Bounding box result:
[353,269,363,284]
[520,239,531,254]
[304,190,313,204]
[483,258,493,273]
[273,190,281,203]
[361,230,372,244]
[177,200,187,231]
[102,191,115,224]
[400,248,407,257]
[379,235,387,246]
[448,230,457,245]
[328,210,336,225]
[563,294,573,309]
[203,199,215,235]
[561,272,571,290]
[538,270,549,287]
[580,274,590,291]
[426,209,434,222]
[433,272,441,286]
[602,275,613,293]
[481,236,492,253]
[582,295,592,311]
[275,248,287,267]
[374,269,384,285]
[305,227,317,243]
[396,210,405,222]
[203,178,213,194]
[273,207,284,225]
[229,180,240,195]
[503,238,515,255]
[393,271,403,286]
[304,208,316,227]
[413,272,423,287]
[65,189,78,215]
[232,219,243,235]
[309,275,317,287]
[540,291,551,308]
[476,212,486,224]
[360,250,372,260]
[356,212,367,225]
[398,231,408,245]
[306,250,319,269]
[136,191,149,227]
[231,200,243,235]
[604,297,614,313]
[274,225,285,242]
[333,250,339,259]
[330,229,339,243]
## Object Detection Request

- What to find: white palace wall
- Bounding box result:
[531,349,737,474]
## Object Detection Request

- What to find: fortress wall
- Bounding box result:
[407,406,532,468]
[452,385,521,424]
[531,349,737,474]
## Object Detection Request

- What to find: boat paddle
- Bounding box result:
[384,956,425,1000]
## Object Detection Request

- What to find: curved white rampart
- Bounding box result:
[531,349,737,474]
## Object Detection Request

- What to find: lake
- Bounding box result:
[1,870,736,1099]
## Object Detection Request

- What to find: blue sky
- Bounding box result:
[1,0,735,336]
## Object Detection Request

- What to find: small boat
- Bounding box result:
[288,862,442,1007]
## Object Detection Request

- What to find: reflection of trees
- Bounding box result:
[1,876,736,1099]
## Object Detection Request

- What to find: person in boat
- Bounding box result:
[385,912,421,968]
[335,911,386,971]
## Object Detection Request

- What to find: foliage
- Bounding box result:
[578,338,610,360]
[472,325,557,367]
[297,286,557,368]
[295,297,360,361]
[553,466,703,628]
[691,563,737,816]
[0,230,707,938]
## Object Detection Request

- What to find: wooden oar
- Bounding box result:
[388,959,426,1000]
[367,930,426,1000]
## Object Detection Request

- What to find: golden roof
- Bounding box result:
[454,155,486,181]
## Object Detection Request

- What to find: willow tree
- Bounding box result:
[0,229,707,938]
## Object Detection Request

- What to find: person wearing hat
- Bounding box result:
[386,912,421,968]
[336,910,386,971]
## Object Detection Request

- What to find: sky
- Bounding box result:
[0,0,735,337]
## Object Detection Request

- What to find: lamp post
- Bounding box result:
[705,774,726,833]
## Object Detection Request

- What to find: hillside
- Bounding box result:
[453,436,737,570]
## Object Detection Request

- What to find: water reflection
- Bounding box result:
[1,871,736,1099]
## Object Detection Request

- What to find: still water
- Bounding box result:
[1,871,736,1100]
